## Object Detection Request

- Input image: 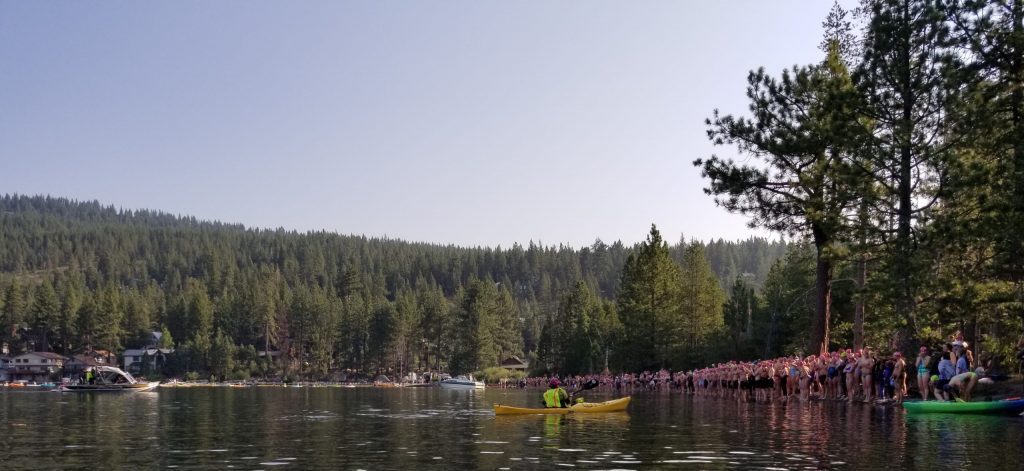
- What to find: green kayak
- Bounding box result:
[902,398,1024,414]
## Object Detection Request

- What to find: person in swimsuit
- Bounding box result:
[915,346,931,400]
[878,356,892,402]
[827,352,840,400]
[752,362,764,403]
[843,351,857,402]
[821,353,830,400]
[859,349,875,403]
[815,355,828,399]
[935,352,956,401]
[949,368,982,402]
[892,351,907,404]
[786,360,794,401]
[774,360,786,402]
[798,360,811,402]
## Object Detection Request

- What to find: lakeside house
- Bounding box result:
[87,349,118,366]
[123,348,173,375]
[0,355,11,382]
[9,352,66,383]
[500,356,529,373]
[122,331,175,375]
[64,354,107,380]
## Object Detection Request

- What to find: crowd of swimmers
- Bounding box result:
[685,340,986,405]
[517,334,995,404]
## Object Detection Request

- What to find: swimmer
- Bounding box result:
[948,368,982,402]
[892,351,906,404]
[915,346,930,401]
[859,349,875,403]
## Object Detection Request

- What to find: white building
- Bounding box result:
[123,348,173,374]
[10,352,66,383]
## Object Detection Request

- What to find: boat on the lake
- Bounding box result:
[58,366,159,392]
[902,398,1024,415]
[439,375,485,390]
[494,396,631,415]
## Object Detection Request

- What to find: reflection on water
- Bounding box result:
[1,387,1022,470]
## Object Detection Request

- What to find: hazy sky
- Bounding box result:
[0,1,847,248]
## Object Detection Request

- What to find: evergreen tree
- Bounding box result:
[678,243,727,366]
[854,0,955,344]
[723,277,758,358]
[75,293,100,351]
[30,279,59,351]
[57,279,82,353]
[558,281,601,374]
[209,328,235,381]
[2,280,27,351]
[696,42,866,354]
[158,325,174,349]
[95,283,124,351]
[617,225,684,370]
[449,278,502,374]
[760,247,817,357]
[416,282,449,371]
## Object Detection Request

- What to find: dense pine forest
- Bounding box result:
[0,195,786,380]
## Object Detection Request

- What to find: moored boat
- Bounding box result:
[59,366,159,392]
[494,396,631,415]
[439,375,485,390]
[902,398,1024,415]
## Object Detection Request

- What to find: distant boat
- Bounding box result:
[439,375,485,390]
[59,366,159,392]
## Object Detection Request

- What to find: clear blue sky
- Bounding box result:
[0,1,846,248]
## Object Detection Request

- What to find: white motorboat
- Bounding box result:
[439,375,485,390]
[59,366,160,392]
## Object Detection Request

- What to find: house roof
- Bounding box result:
[16,352,67,361]
[500,356,528,367]
[124,348,174,356]
[68,355,102,366]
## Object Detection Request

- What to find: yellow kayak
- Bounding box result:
[493,396,631,415]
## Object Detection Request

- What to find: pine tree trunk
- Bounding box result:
[894,0,918,345]
[853,254,867,351]
[808,228,833,356]
[1010,0,1024,283]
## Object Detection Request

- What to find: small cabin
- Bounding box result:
[500,356,529,372]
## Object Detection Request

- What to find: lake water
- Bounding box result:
[2,387,1023,470]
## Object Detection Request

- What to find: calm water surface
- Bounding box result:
[2,387,1022,470]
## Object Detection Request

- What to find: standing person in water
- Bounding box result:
[935,345,957,401]
[859,349,876,403]
[915,347,931,400]
[892,351,907,404]
[844,351,858,402]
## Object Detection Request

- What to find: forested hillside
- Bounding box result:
[0,195,785,379]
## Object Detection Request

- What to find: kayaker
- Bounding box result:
[543,379,570,408]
